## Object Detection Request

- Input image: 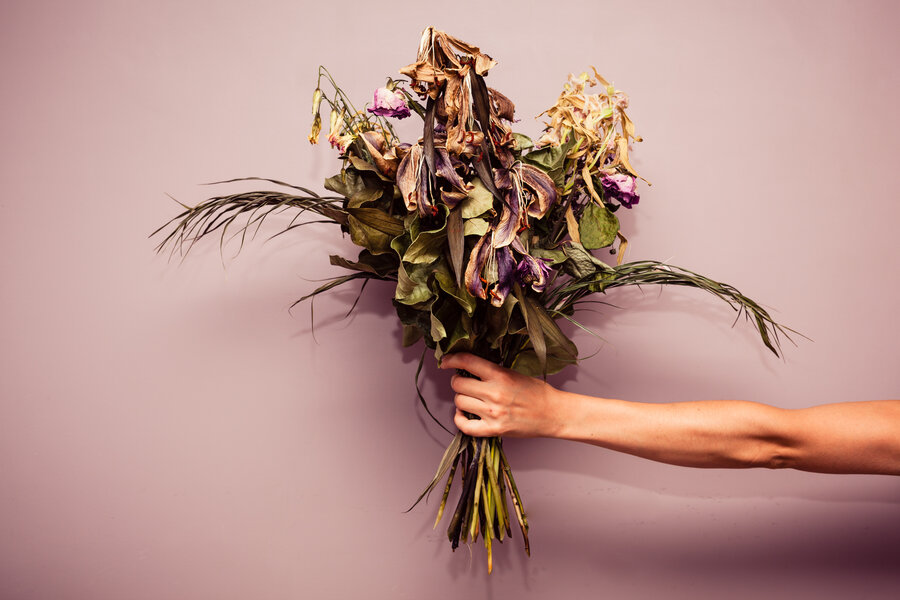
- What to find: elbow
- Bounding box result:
[747,439,798,470]
[763,446,795,470]
[745,405,799,470]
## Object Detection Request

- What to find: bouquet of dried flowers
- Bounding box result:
[156,27,791,572]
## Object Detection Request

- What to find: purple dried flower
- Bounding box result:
[600,173,640,208]
[516,254,552,293]
[367,87,411,119]
[491,246,517,307]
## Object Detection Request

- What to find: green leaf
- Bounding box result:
[393,301,432,331]
[579,201,619,249]
[348,155,391,181]
[459,178,495,218]
[390,229,411,260]
[329,250,398,277]
[324,167,384,209]
[324,168,366,198]
[323,173,350,197]
[513,133,534,152]
[348,215,393,255]
[403,212,448,264]
[433,264,477,316]
[515,287,548,373]
[510,349,576,377]
[395,261,434,305]
[562,241,613,278]
[463,217,490,238]
[439,315,475,355]
[521,135,575,186]
[430,312,447,343]
[402,324,423,347]
[347,187,383,209]
[483,296,518,350]
[530,246,567,265]
[345,207,405,236]
[516,290,578,376]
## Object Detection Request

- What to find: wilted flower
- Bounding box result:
[308,88,324,144]
[327,109,356,153]
[600,173,640,208]
[358,131,400,179]
[307,112,322,144]
[368,87,411,119]
[516,254,552,293]
[311,88,323,116]
[491,246,517,307]
[537,68,642,180]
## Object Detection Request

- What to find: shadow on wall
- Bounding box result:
[532,496,900,576]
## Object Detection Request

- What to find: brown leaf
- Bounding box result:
[447,208,465,288]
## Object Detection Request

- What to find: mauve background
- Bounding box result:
[1,0,899,598]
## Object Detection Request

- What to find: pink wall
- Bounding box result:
[2,0,898,598]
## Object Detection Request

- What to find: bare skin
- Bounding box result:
[440,352,900,475]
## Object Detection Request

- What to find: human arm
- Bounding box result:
[439,352,900,475]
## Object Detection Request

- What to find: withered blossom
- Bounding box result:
[516,254,552,292]
[368,87,411,119]
[326,109,356,153]
[600,173,640,208]
[538,68,643,181]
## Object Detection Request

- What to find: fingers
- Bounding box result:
[453,409,499,437]
[449,372,487,398]
[440,352,500,380]
[453,394,507,437]
[441,353,510,438]
[453,392,485,417]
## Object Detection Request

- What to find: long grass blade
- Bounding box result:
[408,430,463,512]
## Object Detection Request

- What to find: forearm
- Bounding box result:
[554,391,900,475]
[442,352,900,475]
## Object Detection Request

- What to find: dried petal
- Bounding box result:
[397,144,425,212]
[492,187,521,248]
[488,87,515,121]
[433,148,470,195]
[359,131,399,179]
[491,246,516,306]
[519,164,558,219]
[464,233,492,300]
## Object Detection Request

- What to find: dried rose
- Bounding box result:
[600,173,640,208]
[367,87,411,119]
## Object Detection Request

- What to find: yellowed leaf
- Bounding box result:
[565,205,580,243]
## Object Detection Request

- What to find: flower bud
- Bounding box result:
[311,88,323,116]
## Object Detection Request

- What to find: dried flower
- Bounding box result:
[600,173,640,208]
[538,68,643,180]
[516,254,552,292]
[311,87,323,115]
[307,112,322,144]
[327,109,355,153]
[368,87,411,119]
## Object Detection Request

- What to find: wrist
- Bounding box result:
[544,387,586,440]
[552,390,611,443]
